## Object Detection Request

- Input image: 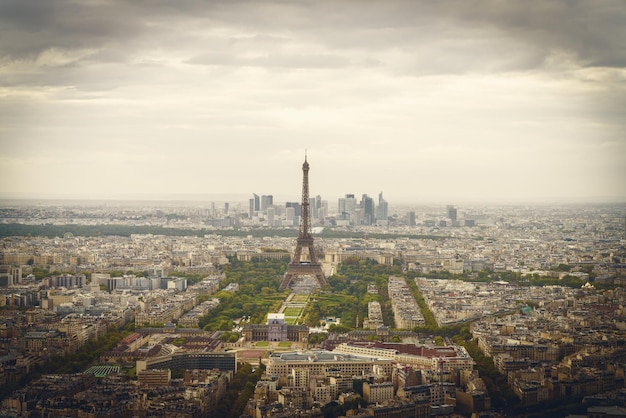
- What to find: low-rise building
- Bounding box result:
[265,350,394,379]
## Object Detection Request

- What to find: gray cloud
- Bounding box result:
[0,1,139,56]
[2,0,624,70]
[186,52,353,69]
[0,0,624,202]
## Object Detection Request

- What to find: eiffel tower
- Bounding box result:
[279,153,327,290]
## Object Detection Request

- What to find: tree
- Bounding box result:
[328,323,351,334]
[556,263,572,272]
[305,306,321,327]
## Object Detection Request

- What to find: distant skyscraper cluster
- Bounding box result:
[249,193,328,227]
[337,192,389,226]
[243,156,391,227]
[249,194,274,214]
[245,190,389,227]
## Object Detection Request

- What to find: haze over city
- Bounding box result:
[1,0,625,204]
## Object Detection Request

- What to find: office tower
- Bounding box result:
[309,195,322,219]
[261,195,273,212]
[377,191,388,221]
[286,202,301,218]
[285,206,295,223]
[314,195,322,219]
[249,198,255,218]
[267,207,275,227]
[361,194,375,225]
[320,200,329,219]
[280,154,327,290]
[407,211,416,226]
[224,202,229,215]
[338,194,357,217]
[253,194,260,212]
[309,197,316,219]
[447,205,457,222]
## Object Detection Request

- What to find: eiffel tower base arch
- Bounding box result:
[280,262,327,290]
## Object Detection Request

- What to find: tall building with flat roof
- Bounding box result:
[338,194,357,217]
[249,198,255,218]
[361,194,375,225]
[407,211,416,226]
[447,205,457,222]
[377,192,388,221]
[286,202,301,217]
[261,195,273,212]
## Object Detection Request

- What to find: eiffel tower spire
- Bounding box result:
[279,153,327,290]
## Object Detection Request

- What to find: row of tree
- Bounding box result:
[323,257,402,329]
[0,223,453,241]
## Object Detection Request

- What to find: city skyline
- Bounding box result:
[1,1,625,204]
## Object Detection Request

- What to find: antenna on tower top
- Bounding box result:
[305,149,307,161]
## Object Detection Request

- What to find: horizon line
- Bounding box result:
[0,192,624,207]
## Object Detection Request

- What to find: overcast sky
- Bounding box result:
[1,0,625,205]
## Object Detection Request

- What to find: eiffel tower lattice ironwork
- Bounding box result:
[279,154,327,290]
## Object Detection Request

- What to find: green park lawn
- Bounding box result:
[291,294,309,303]
[283,307,304,317]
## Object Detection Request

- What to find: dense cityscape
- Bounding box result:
[1,176,625,418]
[2,0,625,416]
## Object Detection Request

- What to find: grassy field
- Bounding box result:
[278,342,292,348]
[283,307,304,317]
[255,342,270,347]
[291,294,310,303]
